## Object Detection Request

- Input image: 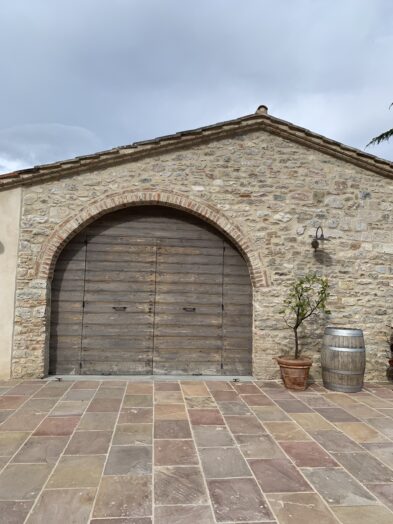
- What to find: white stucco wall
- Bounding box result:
[0,187,21,379]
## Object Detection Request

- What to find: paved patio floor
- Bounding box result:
[0,378,392,523]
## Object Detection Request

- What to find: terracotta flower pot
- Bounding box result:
[275,356,313,391]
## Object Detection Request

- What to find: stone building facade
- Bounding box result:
[0,106,392,380]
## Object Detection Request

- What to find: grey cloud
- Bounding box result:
[0,124,102,172]
[0,0,393,174]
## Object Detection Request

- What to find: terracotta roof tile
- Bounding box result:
[0,109,392,190]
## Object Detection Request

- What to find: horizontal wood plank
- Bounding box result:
[153,336,222,350]
[82,312,153,325]
[82,325,153,336]
[81,362,152,375]
[82,336,153,350]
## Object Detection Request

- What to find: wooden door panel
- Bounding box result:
[81,361,152,375]
[224,341,253,353]
[157,246,224,257]
[224,303,252,315]
[80,222,156,374]
[50,335,82,350]
[82,317,153,333]
[51,311,85,325]
[51,290,85,302]
[52,361,81,375]
[158,263,223,275]
[83,270,155,282]
[153,232,224,375]
[153,361,222,375]
[223,275,251,285]
[82,348,152,362]
[50,206,253,376]
[156,283,222,294]
[49,240,86,374]
[55,260,86,271]
[83,290,154,302]
[85,240,156,251]
[82,324,153,337]
[58,244,86,261]
[52,279,86,292]
[86,260,154,272]
[155,313,222,326]
[154,336,222,350]
[154,348,222,360]
[221,361,252,375]
[83,281,154,293]
[158,253,224,264]
[156,237,223,249]
[156,272,222,284]
[83,312,153,325]
[84,250,155,262]
[82,335,153,350]
[83,302,152,314]
[155,303,222,315]
[51,301,83,314]
[222,243,252,375]
[222,315,252,328]
[154,292,222,305]
[154,325,222,337]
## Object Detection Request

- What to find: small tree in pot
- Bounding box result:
[276,273,330,390]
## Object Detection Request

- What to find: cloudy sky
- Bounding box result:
[0,0,393,174]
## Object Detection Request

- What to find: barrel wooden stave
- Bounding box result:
[322,327,365,393]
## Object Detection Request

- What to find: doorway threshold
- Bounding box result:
[46,375,255,382]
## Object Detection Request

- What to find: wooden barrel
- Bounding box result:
[322,327,366,392]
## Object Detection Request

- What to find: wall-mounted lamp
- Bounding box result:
[311,226,329,251]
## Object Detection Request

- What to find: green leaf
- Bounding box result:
[281,273,331,358]
[367,128,393,147]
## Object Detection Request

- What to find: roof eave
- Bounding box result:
[1,111,392,191]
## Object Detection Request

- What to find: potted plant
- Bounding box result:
[276,273,330,390]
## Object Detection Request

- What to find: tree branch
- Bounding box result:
[367,128,393,147]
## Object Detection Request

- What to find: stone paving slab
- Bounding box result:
[0,379,391,523]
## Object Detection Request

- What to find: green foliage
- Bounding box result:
[367,103,393,147]
[280,273,330,359]
[367,128,393,147]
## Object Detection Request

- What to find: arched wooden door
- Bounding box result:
[50,206,252,375]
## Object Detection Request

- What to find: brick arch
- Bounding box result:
[36,190,267,288]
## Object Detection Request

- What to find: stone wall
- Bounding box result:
[9,128,393,380]
[0,187,21,379]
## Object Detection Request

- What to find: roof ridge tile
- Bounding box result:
[0,110,392,189]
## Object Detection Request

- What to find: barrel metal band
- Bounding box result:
[325,328,363,337]
[325,346,365,352]
[323,368,365,375]
[323,381,363,392]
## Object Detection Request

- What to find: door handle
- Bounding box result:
[113,306,127,311]
[183,307,196,312]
